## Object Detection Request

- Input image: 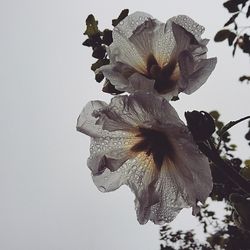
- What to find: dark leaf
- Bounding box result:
[214,29,232,42]
[242,34,250,53]
[82,39,92,47]
[215,121,224,130]
[92,46,106,59]
[95,72,104,82]
[112,9,129,26]
[185,111,215,142]
[234,21,238,31]
[239,75,250,83]
[221,131,231,142]
[232,40,238,56]
[84,14,99,37]
[224,13,239,26]
[102,80,124,95]
[82,33,102,48]
[228,32,237,46]
[102,29,113,45]
[247,5,250,18]
[209,111,220,121]
[223,1,239,13]
[231,158,242,167]
[245,130,250,140]
[91,59,110,71]
[171,96,179,101]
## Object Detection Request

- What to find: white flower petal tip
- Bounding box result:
[98,12,217,99]
[77,92,213,224]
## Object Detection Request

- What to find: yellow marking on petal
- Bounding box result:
[170,63,180,81]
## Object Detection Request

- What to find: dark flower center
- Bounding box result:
[146,54,179,94]
[131,127,175,170]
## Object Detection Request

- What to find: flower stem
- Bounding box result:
[217,116,250,137]
[198,142,250,195]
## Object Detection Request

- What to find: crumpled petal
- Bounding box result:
[77,92,213,224]
[98,11,217,99]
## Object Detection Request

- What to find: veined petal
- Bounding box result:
[110,12,153,73]
[104,12,216,98]
[77,93,213,225]
[98,63,155,93]
[94,92,184,133]
[167,126,213,208]
[145,163,189,224]
[129,19,174,68]
[98,63,133,92]
[88,132,134,175]
[76,100,108,137]
[170,15,205,38]
[183,57,217,95]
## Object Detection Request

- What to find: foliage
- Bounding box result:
[82,8,250,250]
[82,10,129,94]
[214,0,250,83]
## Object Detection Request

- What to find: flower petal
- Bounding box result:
[87,130,136,175]
[183,57,217,95]
[99,62,155,93]
[94,92,184,134]
[98,63,133,92]
[129,19,174,68]
[170,15,205,38]
[109,12,153,73]
[76,100,108,137]
[168,127,213,209]
[77,93,213,225]
[104,12,216,98]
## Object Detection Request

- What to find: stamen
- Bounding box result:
[131,127,175,170]
[146,54,180,94]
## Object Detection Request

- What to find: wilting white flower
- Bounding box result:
[99,12,217,100]
[77,92,212,224]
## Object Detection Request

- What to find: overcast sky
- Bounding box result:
[1,0,250,250]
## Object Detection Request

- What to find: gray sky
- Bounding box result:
[0,0,250,249]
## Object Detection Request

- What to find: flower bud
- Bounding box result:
[185,110,215,142]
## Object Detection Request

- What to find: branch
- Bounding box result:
[198,142,250,195]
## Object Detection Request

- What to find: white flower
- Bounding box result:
[99,12,217,100]
[77,92,212,224]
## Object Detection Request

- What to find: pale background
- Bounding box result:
[0,0,249,249]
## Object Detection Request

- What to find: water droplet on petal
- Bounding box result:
[99,186,106,192]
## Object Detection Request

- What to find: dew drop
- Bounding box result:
[99,186,106,192]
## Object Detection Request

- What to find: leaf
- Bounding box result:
[239,75,250,83]
[82,38,92,47]
[229,144,237,151]
[223,1,239,13]
[214,30,232,42]
[171,96,179,101]
[92,46,106,59]
[216,121,224,130]
[242,34,250,53]
[247,5,250,18]
[91,59,110,72]
[95,72,104,83]
[232,39,238,56]
[209,111,220,121]
[234,22,238,31]
[112,9,129,26]
[84,14,99,37]
[228,32,237,46]
[102,29,113,45]
[102,80,124,95]
[224,13,239,26]
[245,130,250,140]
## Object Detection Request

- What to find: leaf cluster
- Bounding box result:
[214,0,250,83]
[82,10,129,94]
[161,111,250,249]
